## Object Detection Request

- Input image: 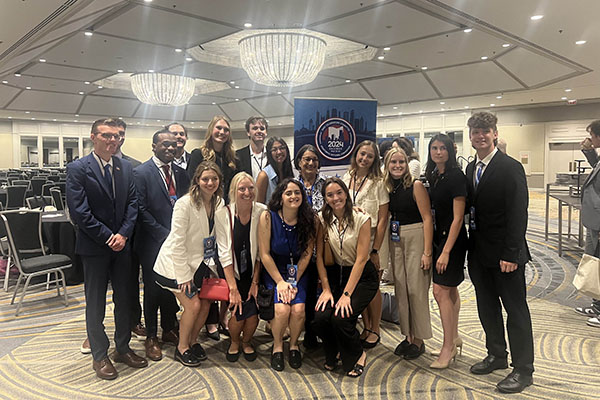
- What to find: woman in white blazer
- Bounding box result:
[215,172,267,362]
[154,161,224,367]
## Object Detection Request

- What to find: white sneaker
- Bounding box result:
[574,306,599,317]
[80,338,91,354]
[587,317,600,328]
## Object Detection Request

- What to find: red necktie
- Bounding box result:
[162,165,176,196]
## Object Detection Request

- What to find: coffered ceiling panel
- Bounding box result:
[150,0,386,28]
[185,104,223,121]
[8,75,89,94]
[496,47,577,88]
[287,83,372,101]
[7,91,81,113]
[79,96,139,117]
[134,104,185,121]
[311,2,457,47]
[0,86,21,108]
[163,62,248,82]
[93,88,137,99]
[247,96,294,117]
[188,94,233,105]
[212,88,268,100]
[323,61,412,80]
[426,62,523,97]
[20,64,111,82]
[220,101,260,121]
[96,6,238,48]
[361,74,438,104]
[41,34,183,73]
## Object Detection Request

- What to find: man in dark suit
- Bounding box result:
[236,116,268,180]
[115,119,142,168]
[133,129,190,361]
[166,122,191,171]
[465,112,534,393]
[67,118,147,380]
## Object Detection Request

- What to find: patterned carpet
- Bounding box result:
[0,191,599,399]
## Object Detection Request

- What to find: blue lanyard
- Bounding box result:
[299,176,316,206]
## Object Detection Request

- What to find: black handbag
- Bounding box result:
[256,284,274,321]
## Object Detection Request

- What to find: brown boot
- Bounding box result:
[145,337,162,361]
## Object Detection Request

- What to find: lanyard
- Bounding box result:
[280,212,296,265]
[351,174,368,204]
[299,175,316,206]
[252,151,265,171]
[336,219,348,258]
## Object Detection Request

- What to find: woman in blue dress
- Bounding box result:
[258,178,316,371]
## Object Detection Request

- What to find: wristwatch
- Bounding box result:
[370,249,379,255]
[343,291,350,297]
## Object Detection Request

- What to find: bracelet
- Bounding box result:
[251,281,258,285]
[423,253,432,257]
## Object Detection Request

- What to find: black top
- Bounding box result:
[233,216,252,297]
[188,149,239,204]
[389,180,422,225]
[429,167,467,239]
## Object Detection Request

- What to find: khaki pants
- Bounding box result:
[390,222,432,339]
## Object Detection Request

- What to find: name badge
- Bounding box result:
[203,236,216,259]
[469,206,476,230]
[431,208,437,231]
[239,248,248,273]
[390,220,400,242]
[169,195,178,207]
[286,264,298,288]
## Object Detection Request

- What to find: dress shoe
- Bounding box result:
[80,338,91,354]
[206,329,220,341]
[496,370,533,393]
[191,343,208,361]
[243,341,258,362]
[404,342,425,360]
[431,336,463,357]
[271,351,284,371]
[131,323,147,341]
[394,339,411,356]
[161,328,179,346]
[93,357,118,380]
[470,355,508,375]
[113,351,148,368]
[289,349,302,369]
[226,350,241,362]
[174,348,201,367]
[430,345,458,369]
[145,337,162,361]
[361,329,380,349]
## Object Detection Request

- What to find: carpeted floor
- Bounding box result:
[0,191,598,399]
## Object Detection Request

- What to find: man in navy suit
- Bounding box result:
[133,128,190,361]
[465,112,534,393]
[166,122,191,171]
[67,118,147,380]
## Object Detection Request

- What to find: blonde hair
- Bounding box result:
[383,147,414,192]
[228,171,254,205]
[189,161,223,210]
[349,140,381,180]
[200,115,236,170]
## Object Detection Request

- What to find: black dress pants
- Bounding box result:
[303,260,319,341]
[82,249,133,361]
[312,260,379,372]
[468,261,534,375]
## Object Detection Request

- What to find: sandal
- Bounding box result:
[324,355,340,371]
[347,362,365,378]
[362,330,380,349]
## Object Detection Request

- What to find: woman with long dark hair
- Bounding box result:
[424,134,468,369]
[312,177,379,377]
[258,178,315,371]
[256,137,294,204]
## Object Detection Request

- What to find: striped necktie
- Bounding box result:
[475,161,484,188]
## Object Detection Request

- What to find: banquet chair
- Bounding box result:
[30,177,47,196]
[6,185,28,209]
[50,189,64,211]
[26,196,52,209]
[1,210,71,315]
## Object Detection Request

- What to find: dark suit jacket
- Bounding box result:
[466,150,531,267]
[122,153,141,168]
[66,153,138,256]
[236,145,252,176]
[188,148,239,203]
[581,149,600,230]
[132,159,190,262]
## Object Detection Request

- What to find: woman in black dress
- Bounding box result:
[425,134,468,369]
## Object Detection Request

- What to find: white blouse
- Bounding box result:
[342,172,389,228]
[320,210,370,266]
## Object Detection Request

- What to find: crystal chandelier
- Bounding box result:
[239,32,327,87]
[130,73,195,106]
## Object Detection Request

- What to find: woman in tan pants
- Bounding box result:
[383,147,433,360]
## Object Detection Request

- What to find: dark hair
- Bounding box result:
[394,137,419,161]
[425,134,460,185]
[268,178,315,253]
[379,139,394,161]
[115,119,127,130]
[265,137,294,181]
[294,144,320,170]
[245,116,268,132]
[321,177,354,230]
[349,140,381,180]
[587,120,600,137]
[165,122,187,137]
[91,118,119,134]
[152,127,173,144]
[467,111,498,146]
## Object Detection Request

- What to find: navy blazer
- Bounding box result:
[66,153,138,256]
[465,150,531,267]
[133,159,190,256]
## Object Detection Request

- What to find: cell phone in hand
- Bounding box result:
[185,284,198,299]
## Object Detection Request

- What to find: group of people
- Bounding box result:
[66,111,535,394]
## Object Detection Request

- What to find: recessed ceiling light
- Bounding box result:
[463,28,473,33]
[419,110,423,113]
[157,119,161,122]
[53,119,57,121]
[75,114,79,117]
[39,59,46,63]
[398,112,403,115]
[185,57,193,62]
[2,80,7,84]
[379,113,384,117]
[25,86,31,90]
[490,103,495,107]
[136,122,140,124]
[144,0,152,2]
[84,30,93,37]
[278,122,282,125]
[441,108,445,111]
[377,56,384,60]
[194,93,198,96]
[393,106,398,110]
[421,66,428,70]
[277,91,282,94]
[561,96,568,100]
[235,98,239,101]
[464,105,469,109]
[440,101,445,105]
[230,81,235,84]
[74,120,78,122]
[530,15,543,20]
[97,86,103,89]
[502,43,511,48]
[31,117,36,120]
[244,22,252,28]
[191,122,194,124]
[148,69,154,73]
[117,69,124,73]
[84,81,90,85]
[481,56,488,60]
[345,79,351,83]
[8,116,12,119]
[575,40,587,45]
[496,95,502,99]
[565,88,572,92]
[25,111,30,114]
[14,73,21,77]
[175,48,182,53]
[78,91,84,94]
[234,85,240,89]
[212,102,216,105]
[118,117,123,119]
[383,47,391,51]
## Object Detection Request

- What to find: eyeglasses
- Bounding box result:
[301,157,318,164]
[98,133,121,141]
[271,146,286,153]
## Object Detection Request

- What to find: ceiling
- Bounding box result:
[0,0,597,129]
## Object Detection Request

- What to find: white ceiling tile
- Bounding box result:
[185,104,223,121]
[188,94,231,104]
[361,74,438,104]
[426,63,523,97]
[79,96,139,117]
[220,101,260,121]
[9,75,88,94]
[323,61,411,80]
[7,91,82,113]
[287,83,372,100]
[93,88,137,99]
[496,47,577,87]
[0,86,21,108]
[22,64,110,81]
[163,62,248,81]
[246,96,294,117]
[134,104,185,121]
[211,87,268,99]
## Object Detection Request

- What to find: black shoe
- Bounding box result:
[219,322,230,337]
[394,339,411,357]
[174,348,201,367]
[243,342,258,362]
[289,349,302,369]
[470,355,508,375]
[362,330,380,349]
[271,351,284,371]
[226,350,241,362]
[496,370,533,393]
[206,329,220,341]
[403,343,425,360]
[191,343,207,361]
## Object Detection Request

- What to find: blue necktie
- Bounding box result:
[475,161,484,188]
[104,164,113,198]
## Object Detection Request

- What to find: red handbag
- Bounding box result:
[198,277,229,301]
